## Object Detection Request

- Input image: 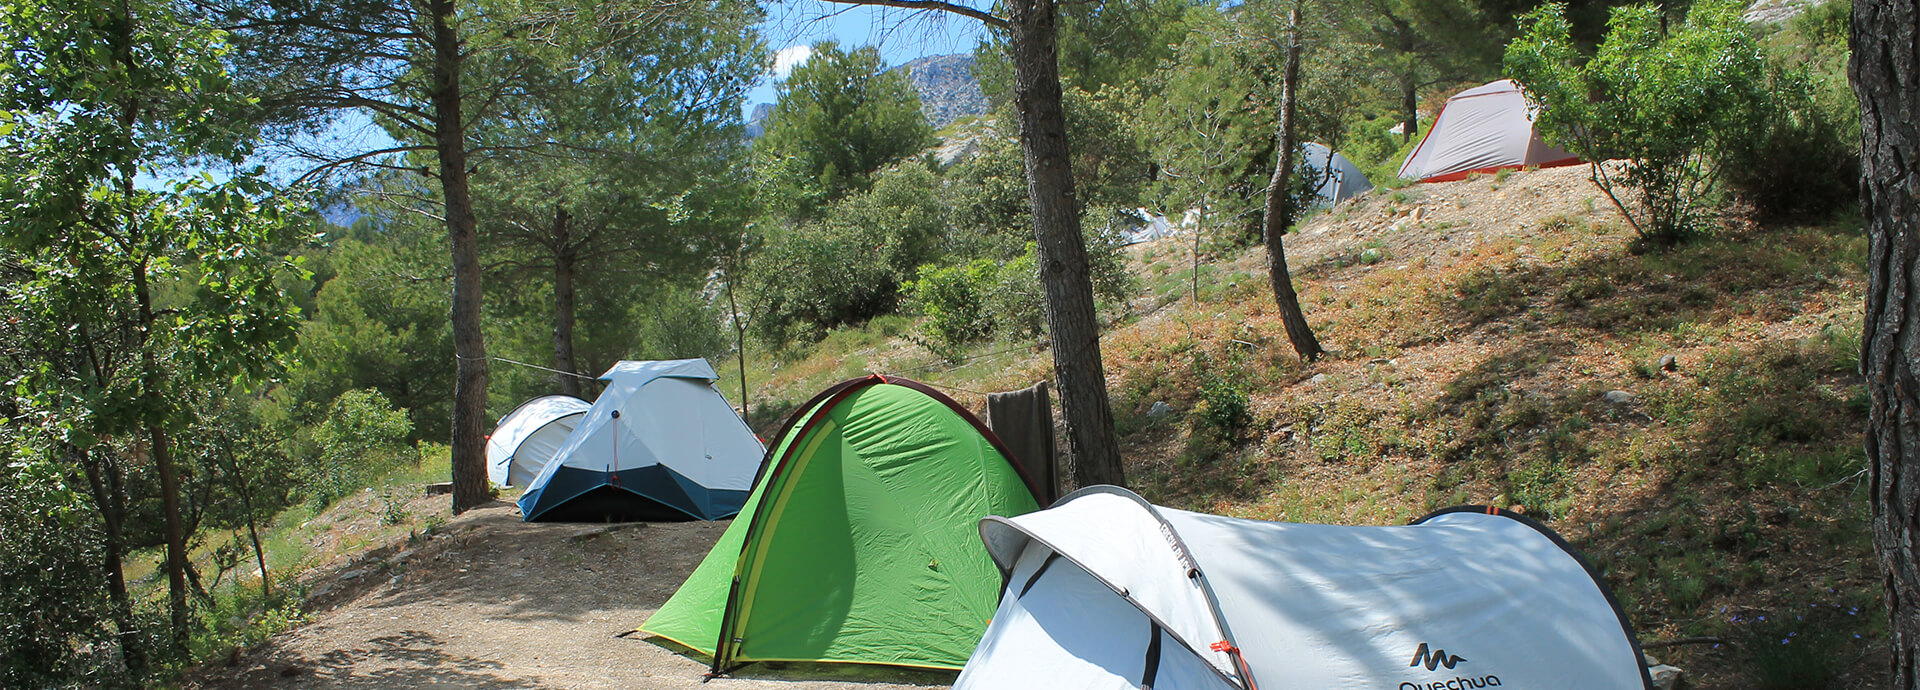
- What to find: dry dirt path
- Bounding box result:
[188,502,954,689]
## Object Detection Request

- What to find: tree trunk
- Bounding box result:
[1855,0,1920,685]
[725,261,748,422]
[431,0,492,514]
[1005,0,1125,489]
[78,446,142,673]
[1400,75,1418,145]
[1263,8,1325,362]
[552,206,580,398]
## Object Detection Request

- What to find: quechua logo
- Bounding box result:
[1409,643,1466,671]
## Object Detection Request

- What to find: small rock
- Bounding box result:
[1642,653,1660,667]
[1605,390,1636,404]
[308,583,333,599]
[1368,357,1390,365]
[393,549,415,562]
[339,568,367,580]
[1146,401,1173,420]
[1649,664,1684,690]
[424,481,453,495]
[1310,374,1329,385]
[389,576,401,586]
[1659,354,1677,371]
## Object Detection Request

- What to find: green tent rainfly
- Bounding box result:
[640,375,1044,673]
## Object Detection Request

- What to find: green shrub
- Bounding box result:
[306,389,414,508]
[904,247,1048,360]
[905,259,997,359]
[1507,0,1774,245]
[746,161,948,346]
[1724,1,1859,218]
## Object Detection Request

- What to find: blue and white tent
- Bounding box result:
[518,359,764,522]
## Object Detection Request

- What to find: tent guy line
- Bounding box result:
[463,354,602,380]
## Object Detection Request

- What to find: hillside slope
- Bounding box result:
[749,164,1881,688]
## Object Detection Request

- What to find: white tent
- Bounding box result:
[1397,79,1582,183]
[486,395,591,487]
[517,359,765,522]
[957,487,1653,690]
[1302,142,1373,204]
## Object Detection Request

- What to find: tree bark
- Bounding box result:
[1005,0,1125,489]
[1855,0,1920,685]
[551,205,580,398]
[430,0,492,514]
[1263,8,1326,362]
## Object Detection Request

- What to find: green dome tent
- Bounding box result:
[639,375,1044,674]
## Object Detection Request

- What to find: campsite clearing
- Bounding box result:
[186,502,952,689]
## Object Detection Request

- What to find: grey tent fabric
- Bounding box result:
[486,395,591,487]
[958,486,1654,690]
[987,381,1058,505]
[1301,142,1373,204]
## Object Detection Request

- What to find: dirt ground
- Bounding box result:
[187,502,955,690]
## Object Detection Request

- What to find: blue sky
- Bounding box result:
[745,1,987,116]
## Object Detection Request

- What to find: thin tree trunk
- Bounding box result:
[725,263,748,422]
[1400,76,1418,144]
[220,446,272,598]
[78,446,142,673]
[430,0,492,514]
[244,504,270,598]
[113,0,191,648]
[1005,0,1124,489]
[551,205,580,398]
[133,233,190,649]
[1263,8,1325,362]
[1855,0,1920,685]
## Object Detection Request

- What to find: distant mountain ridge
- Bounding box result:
[898,54,989,128]
[744,52,989,139]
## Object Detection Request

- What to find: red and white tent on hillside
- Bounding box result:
[1397,79,1582,183]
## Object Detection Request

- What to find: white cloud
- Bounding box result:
[771,45,813,80]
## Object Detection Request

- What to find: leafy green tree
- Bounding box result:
[212,0,759,513]
[817,0,1128,489]
[755,41,933,222]
[1342,0,1514,144]
[746,159,948,344]
[469,1,761,396]
[0,0,304,653]
[1506,0,1773,244]
[278,226,454,443]
[0,423,116,686]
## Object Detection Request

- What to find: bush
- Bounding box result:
[1723,1,1859,218]
[1507,0,1774,245]
[305,389,414,508]
[746,161,948,346]
[0,451,117,687]
[904,249,1046,360]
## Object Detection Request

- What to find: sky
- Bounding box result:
[744,1,988,117]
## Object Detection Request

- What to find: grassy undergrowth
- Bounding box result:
[126,445,454,675]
